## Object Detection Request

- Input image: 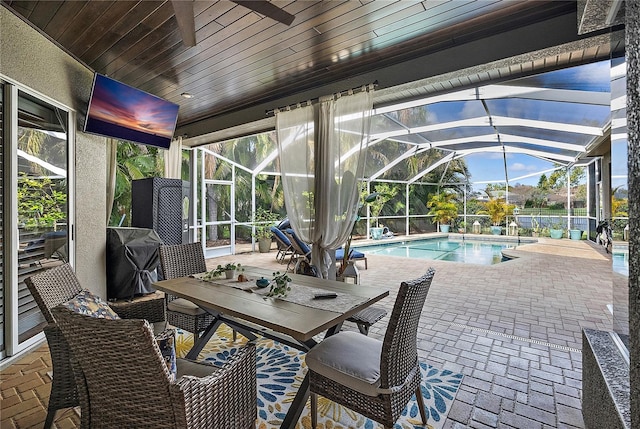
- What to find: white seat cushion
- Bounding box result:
[176,358,220,379]
[167,298,207,316]
[306,331,382,396]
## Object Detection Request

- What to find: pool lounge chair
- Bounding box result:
[285,228,368,270]
[271,226,294,264]
[336,247,368,270]
[283,228,312,271]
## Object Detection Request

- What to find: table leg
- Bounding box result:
[186,319,223,360]
[279,322,343,428]
[280,372,309,429]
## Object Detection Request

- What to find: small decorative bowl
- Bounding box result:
[256,277,270,288]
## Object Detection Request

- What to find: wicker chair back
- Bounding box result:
[25,263,82,324]
[380,268,436,391]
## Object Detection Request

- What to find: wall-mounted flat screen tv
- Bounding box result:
[84,73,179,149]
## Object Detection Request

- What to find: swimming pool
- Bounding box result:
[354,238,515,265]
[613,245,629,276]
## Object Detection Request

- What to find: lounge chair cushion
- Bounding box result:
[336,248,366,260]
[306,331,382,396]
[285,229,312,256]
[271,226,292,245]
[62,289,120,320]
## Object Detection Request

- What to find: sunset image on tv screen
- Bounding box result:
[85,74,179,149]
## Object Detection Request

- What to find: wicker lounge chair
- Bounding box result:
[159,242,218,341]
[51,305,257,428]
[24,263,166,429]
[306,268,436,429]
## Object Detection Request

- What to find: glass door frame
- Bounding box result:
[200,178,235,258]
[2,78,75,360]
[191,148,236,258]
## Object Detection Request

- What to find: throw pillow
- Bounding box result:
[156,328,177,381]
[62,289,120,320]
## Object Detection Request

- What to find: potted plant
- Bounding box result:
[207,262,242,279]
[531,218,540,237]
[221,263,241,279]
[569,228,582,240]
[368,184,397,239]
[478,197,514,235]
[253,208,280,253]
[339,191,378,278]
[549,222,564,239]
[427,192,458,233]
[267,271,291,297]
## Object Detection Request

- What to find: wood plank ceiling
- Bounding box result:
[2,0,581,137]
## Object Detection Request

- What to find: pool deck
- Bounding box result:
[1,234,614,428]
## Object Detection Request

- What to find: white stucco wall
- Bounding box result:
[1,6,107,295]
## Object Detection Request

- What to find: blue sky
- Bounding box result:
[464,152,557,190]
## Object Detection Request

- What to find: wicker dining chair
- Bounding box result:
[305,268,436,429]
[24,263,86,429]
[159,242,218,341]
[25,263,168,429]
[51,305,257,428]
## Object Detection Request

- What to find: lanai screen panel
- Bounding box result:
[362,140,415,180]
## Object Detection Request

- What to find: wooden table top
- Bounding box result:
[153,266,389,342]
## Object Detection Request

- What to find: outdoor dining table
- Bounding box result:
[153,265,389,429]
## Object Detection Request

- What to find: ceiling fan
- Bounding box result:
[171,0,295,47]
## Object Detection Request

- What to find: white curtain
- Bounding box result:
[164,136,183,179]
[106,138,117,223]
[277,90,372,278]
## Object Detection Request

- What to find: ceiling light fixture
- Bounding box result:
[181,92,193,99]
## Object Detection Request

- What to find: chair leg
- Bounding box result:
[415,385,428,425]
[43,407,56,429]
[357,323,369,335]
[311,393,318,429]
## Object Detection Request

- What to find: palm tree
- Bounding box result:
[111,142,163,226]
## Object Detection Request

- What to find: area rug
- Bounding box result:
[175,326,463,429]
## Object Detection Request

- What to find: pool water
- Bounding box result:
[613,246,629,276]
[354,238,515,265]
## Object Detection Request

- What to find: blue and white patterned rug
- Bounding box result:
[175,327,462,429]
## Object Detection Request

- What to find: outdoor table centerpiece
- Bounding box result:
[267,271,292,297]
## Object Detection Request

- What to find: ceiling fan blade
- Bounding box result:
[171,0,197,47]
[231,1,295,26]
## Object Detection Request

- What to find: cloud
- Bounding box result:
[510,162,538,172]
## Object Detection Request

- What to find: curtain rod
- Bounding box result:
[266,81,378,117]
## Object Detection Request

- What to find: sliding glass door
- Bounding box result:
[1,81,73,360]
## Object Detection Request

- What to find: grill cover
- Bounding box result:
[106,227,163,300]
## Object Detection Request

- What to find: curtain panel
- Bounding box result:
[277,90,372,277]
[164,136,183,179]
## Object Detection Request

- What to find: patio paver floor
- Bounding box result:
[0,235,614,428]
